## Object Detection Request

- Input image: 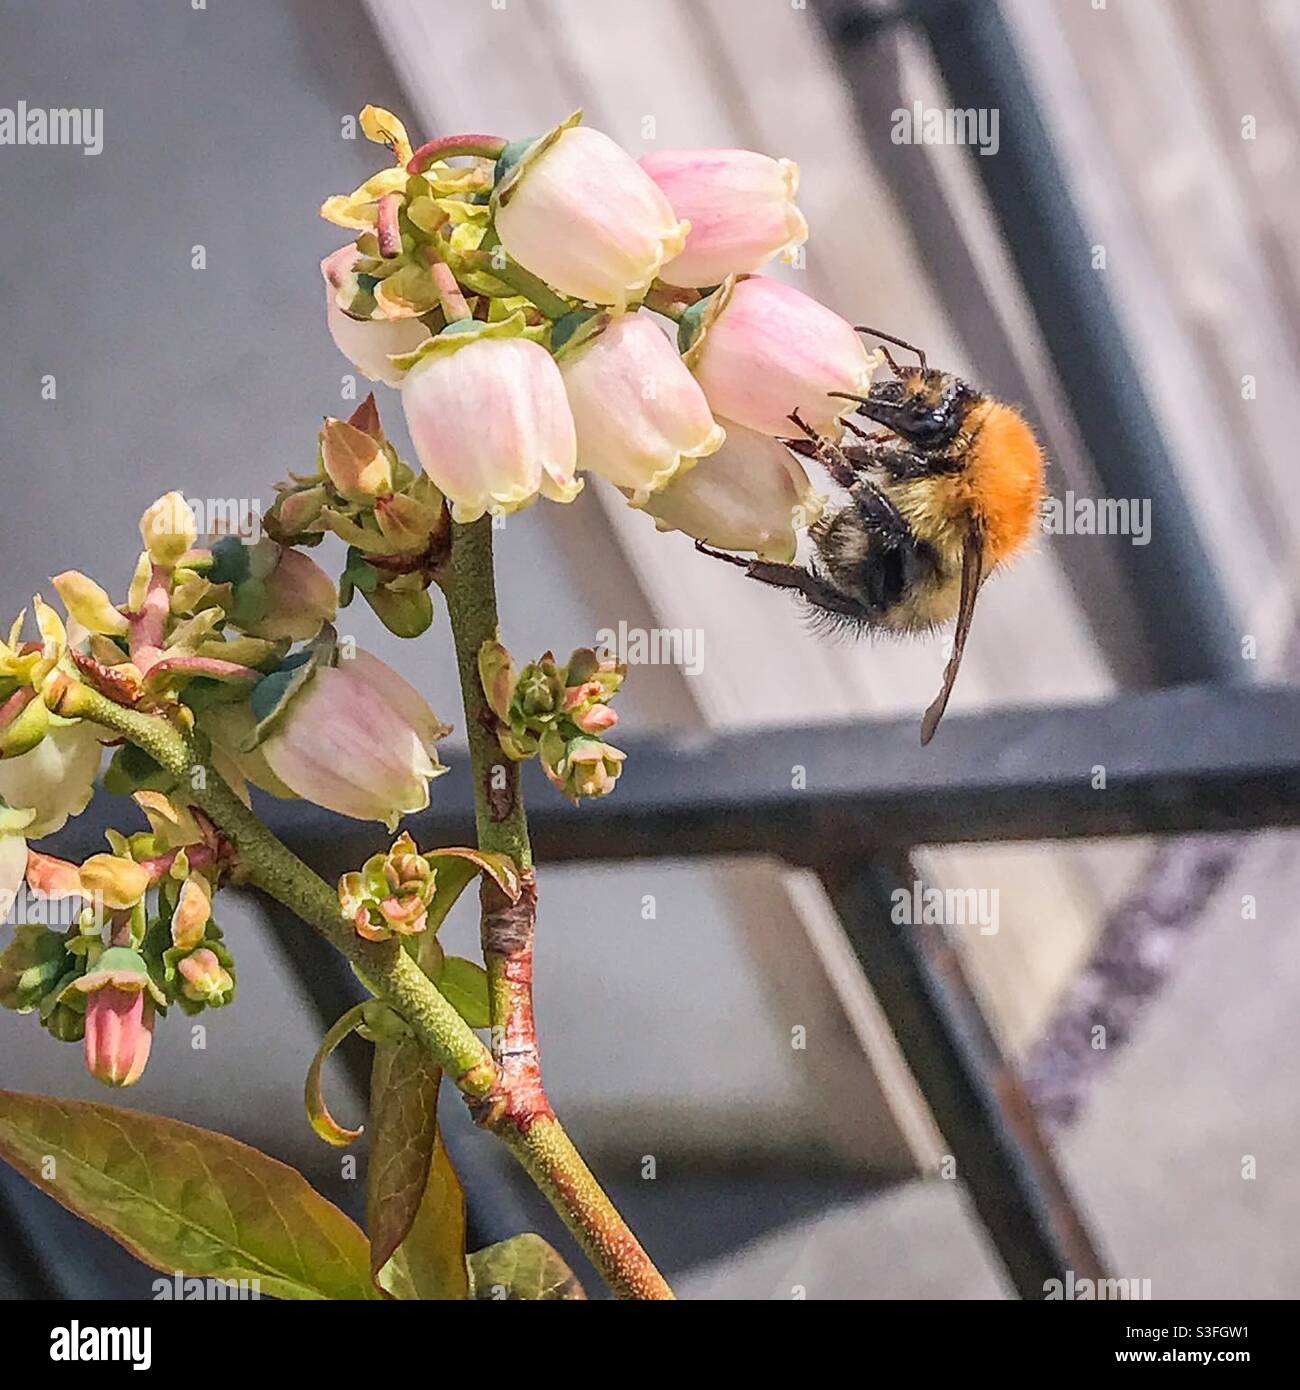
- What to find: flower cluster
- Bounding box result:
[1,792,236,1088]
[339,831,438,942]
[479,642,625,803]
[265,394,449,638]
[320,105,880,563]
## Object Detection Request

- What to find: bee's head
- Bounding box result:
[847,367,976,449]
[833,328,978,449]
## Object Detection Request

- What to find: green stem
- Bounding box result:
[51,652,672,1298]
[456,248,575,322]
[437,520,673,1301]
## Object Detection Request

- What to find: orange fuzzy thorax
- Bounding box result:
[963,399,1045,567]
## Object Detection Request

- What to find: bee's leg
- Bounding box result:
[843,416,892,445]
[742,559,876,622]
[874,446,965,480]
[693,540,750,569]
[694,542,872,621]
[784,411,858,490]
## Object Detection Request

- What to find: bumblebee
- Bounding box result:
[697,328,1046,744]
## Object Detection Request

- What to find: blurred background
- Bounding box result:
[3,0,1300,1298]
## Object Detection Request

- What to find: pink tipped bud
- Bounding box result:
[176,947,234,1005]
[683,276,878,438]
[640,149,808,289]
[573,703,618,734]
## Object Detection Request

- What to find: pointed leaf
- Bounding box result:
[370,1051,468,1301]
[468,1233,587,1301]
[427,846,521,903]
[0,1088,374,1300]
[366,1036,441,1281]
[305,1004,367,1148]
[418,847,519,939]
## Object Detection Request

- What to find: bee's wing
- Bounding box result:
[920,525,984,745]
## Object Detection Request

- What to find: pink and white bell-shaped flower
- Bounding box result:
[321,246,432,387]
[399,317,581,523]
[76,947,164,1088]
[682,276,879,438]
[0,716,103,838]
[557,313,725,505]
[0,826,28,922]
[640,149,809,289]
[493,120,689,310]
[635,418,823,564]
[260,648,451,831]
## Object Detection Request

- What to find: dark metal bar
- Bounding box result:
[818,0,1241,684]
[51,685,1300,871]
[822,854,1109,1297]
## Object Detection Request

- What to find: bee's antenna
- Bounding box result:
[855,326,927,373]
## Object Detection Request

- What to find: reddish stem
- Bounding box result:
[407,133,508,173]
[474,872,552,1132]
[128,567,170,675]
[376,193,402,258]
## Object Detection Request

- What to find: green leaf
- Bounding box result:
[102,742,176,797]
[468,1233,586,1300]
[305,1004,367,1148]
[0,1088,374,1300]
[366,1037,438,1278]
[378,1135,470,1301]
[369,1043,468,1299]
[0,926,70,1012]
[437,956,491,1030]
[422,845,521,936]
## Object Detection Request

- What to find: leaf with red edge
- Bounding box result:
[423,846,520,936]
[0,1088,374,1300]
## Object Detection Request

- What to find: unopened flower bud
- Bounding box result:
[79,854,150,911]
[232,541,338,643]
[170,875,212,951]
[139,493,198,569]
[640,149,809,288]
[548,736,626,803]
[0,690,49,760]
[572,702,618,734]
[176,947,234,1006]
[76,946,161,1087]
[50,571,130,638]
[320,417,394,501]
[274,485,329,539]
[682,276,878,438]
[338,831,438,941]
[515,657,564,719]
